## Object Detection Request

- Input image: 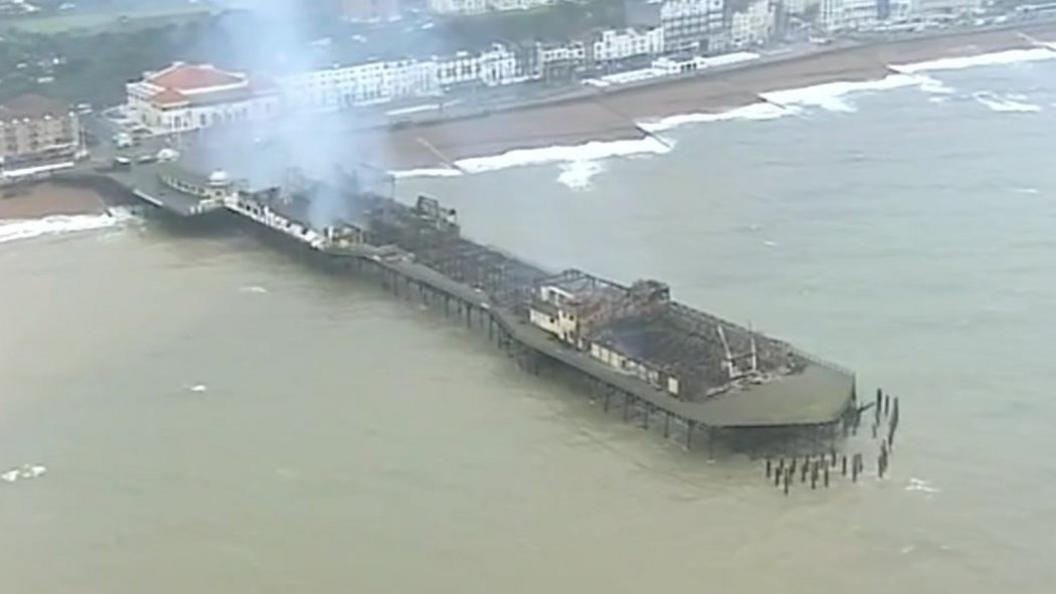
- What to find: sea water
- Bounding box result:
[2,52,1055,593]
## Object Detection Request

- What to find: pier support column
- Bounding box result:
[664,412,671,438]
[685,420,696,451]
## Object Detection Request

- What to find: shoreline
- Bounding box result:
[6,23,1056,224]
[360,23,1056,171]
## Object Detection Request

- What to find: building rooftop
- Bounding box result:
[150,88,190,107]
[146,63,246,91]
[0,94,70,120]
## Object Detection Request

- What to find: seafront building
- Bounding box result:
[279,58,442,112]
[589,27,666,64]
[339,0,402,21]
[425,0,554,15]
[125,63,280,134]
[535,40,589,79]
[729,0,777,48]
[436,45,523,88]
[660,0,728,53]
[819,0,881,31]
[911,0,981,19]
[0,94,80,167]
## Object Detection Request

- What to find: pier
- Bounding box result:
[90,158,858,451]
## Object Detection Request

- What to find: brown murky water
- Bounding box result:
[2,57,1056,593]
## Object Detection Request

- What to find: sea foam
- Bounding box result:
[761,73,921,113]
[556,160,606,191]
[453,136,672,174]
[891,47,1056,73]
[0,208,135,246]
[639,102,786,133]
[972,91,1042,113]
[390,167,463,179]
[1,464,47,484]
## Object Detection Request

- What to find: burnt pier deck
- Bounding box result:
[97,161,857,448]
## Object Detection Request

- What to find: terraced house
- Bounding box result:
[0,94,80,167]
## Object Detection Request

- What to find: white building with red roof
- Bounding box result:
[126,62,280,135]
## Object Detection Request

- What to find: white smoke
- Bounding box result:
[198,1,362,227]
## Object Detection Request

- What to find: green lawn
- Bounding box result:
[3,6,216,35]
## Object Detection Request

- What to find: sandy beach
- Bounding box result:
[0,182,108,219]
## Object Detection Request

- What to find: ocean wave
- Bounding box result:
[1,464,47,484]
[239,285,269,294]
[891,47,1056,73]
[905,477,940,494]
[917,75,955,95]
[0,208,135,246]
[390,167,463,179]
[453,136,672,174]
[638,102,787,133]
[972,91,1041,113]
[556,160,606,191]
[761,73,921,113]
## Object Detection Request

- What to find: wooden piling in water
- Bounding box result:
[766,458,772,479]
[841,455,847,476]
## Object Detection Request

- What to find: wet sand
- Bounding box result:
[0,182,107,219]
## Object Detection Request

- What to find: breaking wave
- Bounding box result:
[761,73,921,113]
[390,167,463,179]
[453,136,672,174]
[905,477,940,494]
[0,208,136,246]
[638,102,786,133]
[891,47,1056,73]
[556,160,606,191]
[1,464,47,484]
[971,91,1042,113]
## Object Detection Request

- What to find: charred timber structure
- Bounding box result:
[93,159,858,451]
